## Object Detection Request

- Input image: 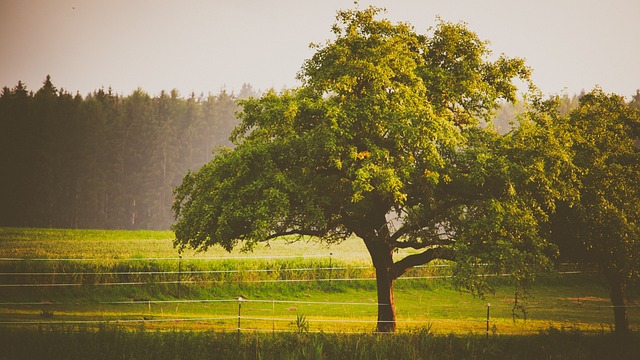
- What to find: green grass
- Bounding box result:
[0,227,374,261]
[1,227,639,335]
[2,326,640,360]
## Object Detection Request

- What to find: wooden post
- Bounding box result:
[237,297,243,342]
[329,252,333,291]
[486,303,490,339]
[177,255,182,298]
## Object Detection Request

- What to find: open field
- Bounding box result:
[1,227,639,336]
[0,227,375,261]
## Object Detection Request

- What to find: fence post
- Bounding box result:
[329,252,333,291]
[486,303,490,339]
[237,296,244,341]
[177,255,182,298]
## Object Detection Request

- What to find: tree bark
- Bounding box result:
[374,264,396,332]
[362,230,397,333]
[610,277,629,336]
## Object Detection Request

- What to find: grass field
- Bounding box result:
[2,326,640,360]
[1,227,638,336]
[0,227,373,261]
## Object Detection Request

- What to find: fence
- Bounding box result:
[0,255,634,334]
[0,296,495,335]
[0,254,583,287]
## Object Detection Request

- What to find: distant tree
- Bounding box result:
[208,91,240,149]
[630,89,640,110]
[550,88,640,335]
[0,82,34,226]
[492,100,526,134]
[172,7,569,332]
[237,83,260,100]
[492,92,582,135]
[557,92,582,116]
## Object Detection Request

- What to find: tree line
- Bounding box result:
[1,75,635,233]
[0,76,255,229]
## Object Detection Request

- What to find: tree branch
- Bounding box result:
[265,229,325,241]
[394,237,454,249]
[391,246,456,280]
[388,223,419,243]
[264,228,350,242]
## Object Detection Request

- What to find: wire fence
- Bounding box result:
[0,255,633,334]
[0,254,586,287]
[2,295,634,335]
[0,255,329,262]
[0,296,493,335]
[0,273,590,288]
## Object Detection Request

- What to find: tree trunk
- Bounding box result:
[362,233,397,332]
[374,264,396,332]
[610,277,629,336]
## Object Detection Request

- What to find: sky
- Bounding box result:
[1,0,639,99]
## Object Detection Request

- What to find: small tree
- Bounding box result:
[550,88,640,335]
[172,7,569,332]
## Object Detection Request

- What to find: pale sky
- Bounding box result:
[1,0,639,98]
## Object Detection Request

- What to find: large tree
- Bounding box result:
[550,88,640,335]
[172,7,569,332]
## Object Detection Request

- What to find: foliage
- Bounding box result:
[549,88,640,334]
[295,313,310,333]
[173,6,572,332]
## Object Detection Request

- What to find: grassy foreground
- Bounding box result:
[2,326,640,360]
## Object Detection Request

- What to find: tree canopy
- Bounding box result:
[550,88,640,335]
[172,7,574,332]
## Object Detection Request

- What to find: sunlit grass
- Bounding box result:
[1,280,635,334]
[1,227,639,335]
[0,227,409,262]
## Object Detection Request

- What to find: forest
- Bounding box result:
[0,76,256,230]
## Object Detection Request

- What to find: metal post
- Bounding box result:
[486,303,490,339]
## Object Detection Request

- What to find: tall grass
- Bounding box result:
[1,326,639,360]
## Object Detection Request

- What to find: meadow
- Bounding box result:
[1,227,639,358]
